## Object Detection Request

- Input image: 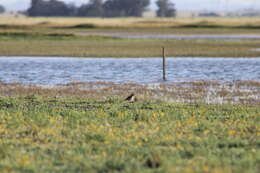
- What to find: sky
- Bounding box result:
[0,0,260,11]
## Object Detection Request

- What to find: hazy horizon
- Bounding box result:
[0,0,260,12]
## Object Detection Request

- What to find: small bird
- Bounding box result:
[125,93,137,102]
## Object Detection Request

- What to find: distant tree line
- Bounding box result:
[27,0,176,17]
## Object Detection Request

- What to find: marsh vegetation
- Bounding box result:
[1,17,260,57]
[0,81,259,172]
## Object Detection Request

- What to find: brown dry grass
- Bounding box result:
[1,16,260,28]
[2,17,260,35]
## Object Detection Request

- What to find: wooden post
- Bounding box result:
[162,47,166,81]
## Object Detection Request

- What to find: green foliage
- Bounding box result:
[0,96,259,172]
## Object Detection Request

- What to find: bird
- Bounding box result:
[124,93,137,102]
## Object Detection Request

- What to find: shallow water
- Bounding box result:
[0,57,259,86]
[117,34,260,40]
[80,32,260,40]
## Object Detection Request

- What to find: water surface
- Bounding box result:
[79,32,260,40]
[0,57,259,86]
[117,34,260,40]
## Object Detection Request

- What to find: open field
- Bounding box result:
[2,17,260,30]
[1,17,260,57]
[0,82,259,172]
[2,17,260,35]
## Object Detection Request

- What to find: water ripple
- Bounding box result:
[0,57,259,86]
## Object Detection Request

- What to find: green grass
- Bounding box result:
[1,31,260,57]
[0,96,259,172]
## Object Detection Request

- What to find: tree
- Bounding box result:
[0,4,5,14]
[27,0,42,16]
[67,3,78,16]
[124,0,150,17]
[103,0,125,17]
[156,0,176,17]
[77,0,104,17]
[103,0,150,17]
[27,0,72,17]
[46,0,71,16]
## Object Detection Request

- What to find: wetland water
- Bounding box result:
[0,57,259,86]
[117,34,260,40]
[80,32,260,40]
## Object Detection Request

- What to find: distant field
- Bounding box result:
[2,16,260,28]
[1,17,260,57]
[1,32,260,57]
[2,17,260,35]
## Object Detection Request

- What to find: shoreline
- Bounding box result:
[1,56,260,58]
[1,80,259,105]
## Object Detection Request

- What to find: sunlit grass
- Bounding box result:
[0,94,259,172]
[2,16,260,35]
[0,31,260,57]
[2,16,260,28]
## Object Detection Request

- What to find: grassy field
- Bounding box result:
[2,17,260,30]
[1,17,260,57]
[0,81,259,173]
[2,16,260,35]
[0,94,259,173]
[1,32,260,57]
